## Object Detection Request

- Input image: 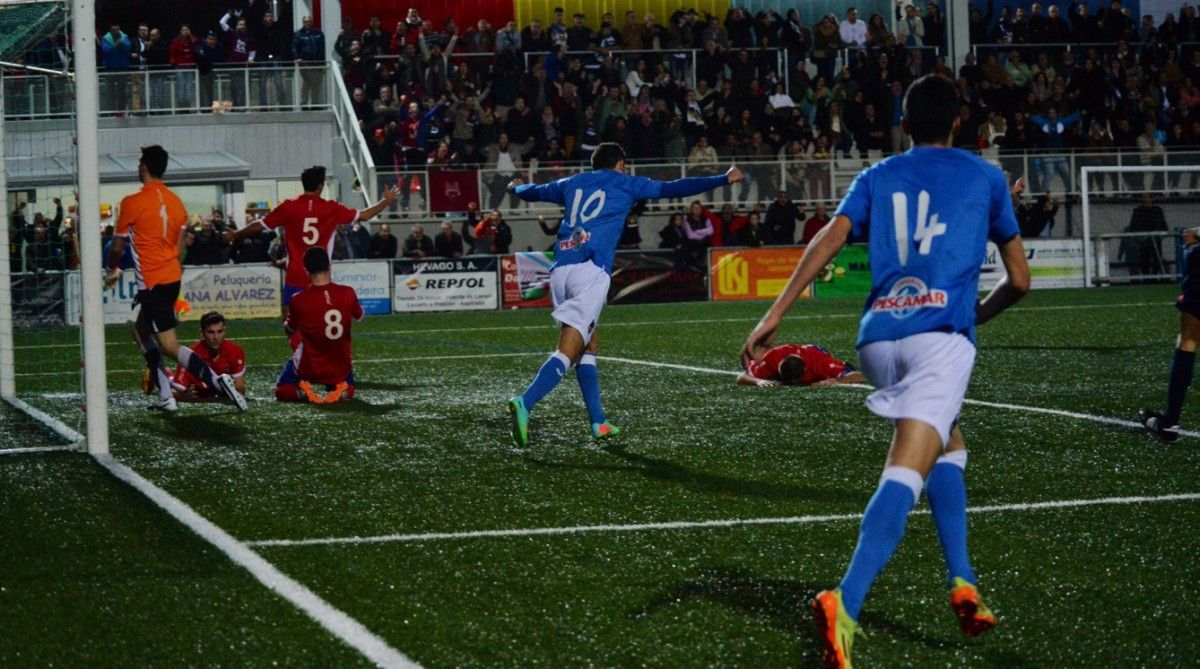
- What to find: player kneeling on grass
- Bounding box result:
[504,142,740,446]
[742,75,1030,668]
[170,311,247,402]
[1140,225,1200,442]
[275,247,363,404]
[736,344,866,388]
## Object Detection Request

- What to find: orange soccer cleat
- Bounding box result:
[322,382,350,403]
[950,577,997,637]
[811,589,863,669]
[298,380,324,404]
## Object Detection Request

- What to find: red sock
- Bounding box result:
[274,384,301,401]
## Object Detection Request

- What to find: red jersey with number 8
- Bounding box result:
[286,282,363,385]
[261,193,359,287]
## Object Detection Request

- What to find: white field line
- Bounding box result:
[597,357,1200,439]
[12,300,1166,350]
[94,454,420,669]
[244,492,1200,548]
[0,445,75,456]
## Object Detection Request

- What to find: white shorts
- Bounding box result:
[857,331,976,448]
[550,261,610,345]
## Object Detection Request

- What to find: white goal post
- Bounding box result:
[1081,165,1200,287]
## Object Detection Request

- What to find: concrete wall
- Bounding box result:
[5,111,338,179]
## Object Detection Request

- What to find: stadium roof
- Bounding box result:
[0,2,66,63]
[5,150,253,189]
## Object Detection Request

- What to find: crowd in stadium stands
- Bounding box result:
[8,1,1200,268]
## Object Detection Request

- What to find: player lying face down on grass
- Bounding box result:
[104,145,247,414]
[504,142,742,447]
[736,343,867,388]
[1140,225,1200,442]
[275,246,364,404]
[171,311,247,401]
[741,74,1031,668]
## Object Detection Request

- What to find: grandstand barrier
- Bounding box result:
[42,237,1092,326]
[3,63,332,119]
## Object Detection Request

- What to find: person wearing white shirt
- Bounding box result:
[839,7,868,47]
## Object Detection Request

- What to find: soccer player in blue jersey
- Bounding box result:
[505,143,741,446]
[1140,225,1200,442]
[741,75,1031,668]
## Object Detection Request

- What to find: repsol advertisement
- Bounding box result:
[393,257,499,312]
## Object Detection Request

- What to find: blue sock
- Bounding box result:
[925,452,976,587]
[576,353,605,424]
[1164,349,1195,426]
[521,352,570,410]
[838,467,922,620]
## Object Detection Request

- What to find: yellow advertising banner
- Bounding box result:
[709,247,814,302]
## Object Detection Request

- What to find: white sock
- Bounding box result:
[880,466,925,504]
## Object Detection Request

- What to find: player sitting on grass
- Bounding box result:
[275,247,363,404]
[505,142,741,446]
[170,311,247,402]
[742,75,1030,668]
[1140,225,1200,442]
[736,344,866,388]
[105,145,246,413]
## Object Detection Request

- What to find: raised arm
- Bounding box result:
[359,186,401,221]
[741,215,851,367]
[223,219,265,246]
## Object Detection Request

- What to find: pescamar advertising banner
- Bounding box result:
[609,251,706,304]
[501,252,554,309]
[814,245,872,298]
[709,247,814,302]
[332,261,392,315]
[979,238,1085,290]
[393,257,499,312]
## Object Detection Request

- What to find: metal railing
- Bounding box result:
[3,63,332,119]
[369,148,1200,220]
[330,66,375,204]
[970,40,1200,64]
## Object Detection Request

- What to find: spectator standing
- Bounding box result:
[145,28,169,111]
[403,225,434,259]
[484,133,525,209]
[812,16,843,84]
[434,222,464,258]
[659,213,688,269]
[898,3,925,47]
[1137,121,1167,192]
[254,9,291,108]
[1030,107,1081,192]
[839,8,868,49]
[99,24,132,113]
[369,224,399,259]
[219,10,257,108]
[130,24,150,112]
[169,25,198,109]
[1127,194,1169,277]
[1017,194,1058,238]
[802,204,831,244]
[766,191,801,245]
[194,31,221,108]
[492,212,513,254]
[293,15,325,109]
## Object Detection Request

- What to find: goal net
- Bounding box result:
[1081,165,1200,286]
[1,0,98,452]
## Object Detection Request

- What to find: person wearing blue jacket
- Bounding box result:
[292,15,326,109]
[99,24,132,112]
[1030,107,1081,193]
[505,142,741,446]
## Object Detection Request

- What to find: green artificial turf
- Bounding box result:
[2,284,1197,666]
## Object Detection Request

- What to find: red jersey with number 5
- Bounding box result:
[286,282,363,385]
[261,193,359,287]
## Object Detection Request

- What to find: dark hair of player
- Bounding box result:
[779,356,807,385]
[903,75,960,145]
[199,311,225,329]
[139,145,169,178]
[303,246,331,275]
[300,166,327,193]
[591,142,626,170]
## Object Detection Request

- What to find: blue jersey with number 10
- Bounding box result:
[835,146,1019,348]
[514,170,727,274]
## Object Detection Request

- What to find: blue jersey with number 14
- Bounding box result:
[835,146,1019,348]
[514,170,727,274]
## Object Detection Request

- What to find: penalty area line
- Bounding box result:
[94,454,420,669]
[244,491,1200,548]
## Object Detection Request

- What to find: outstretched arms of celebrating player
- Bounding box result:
[740,216,852,368]
[357,185,401,222]
[508,167,744,203]
[975,235,1030,325]
[657,167,743,198]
